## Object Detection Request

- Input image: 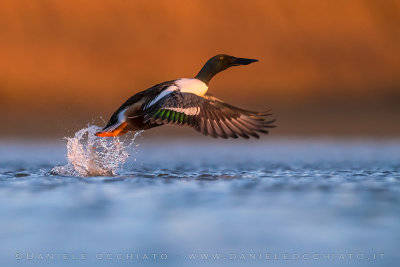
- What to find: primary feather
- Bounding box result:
[142,92,275,139]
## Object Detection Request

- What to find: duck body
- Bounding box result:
[98,78,208,136]
[96,54,275,139]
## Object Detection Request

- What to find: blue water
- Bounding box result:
[1,138,400,266]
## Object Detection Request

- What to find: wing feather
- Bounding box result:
[143,91,275,139]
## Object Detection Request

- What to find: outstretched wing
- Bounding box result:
[142,92,276,139]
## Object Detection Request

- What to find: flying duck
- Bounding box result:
[95,54,275,139]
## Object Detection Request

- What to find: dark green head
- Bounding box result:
[195,54,259,85]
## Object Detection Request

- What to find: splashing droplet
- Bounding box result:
[51,125,142,177]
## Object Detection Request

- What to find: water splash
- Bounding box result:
[51,125,142,177]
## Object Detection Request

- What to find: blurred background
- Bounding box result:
[0,0,399,138]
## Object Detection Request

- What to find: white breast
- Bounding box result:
[176,78,208,96]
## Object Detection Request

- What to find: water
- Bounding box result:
[50,126,142,177]
[1,131,400,266]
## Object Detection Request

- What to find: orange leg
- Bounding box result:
[95,122,128,137]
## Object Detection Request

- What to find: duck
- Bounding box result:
[95,54,275,139]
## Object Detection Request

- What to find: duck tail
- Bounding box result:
[95,122,128,137]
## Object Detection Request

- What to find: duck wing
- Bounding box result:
[98,80,176,134]
[142,92,276,139]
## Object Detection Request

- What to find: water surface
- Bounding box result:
[1,137,399,266]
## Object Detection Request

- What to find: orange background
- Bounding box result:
[1,0,399,138]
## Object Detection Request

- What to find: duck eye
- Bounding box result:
[219,56,224,61]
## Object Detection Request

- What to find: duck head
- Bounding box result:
[195,54,258,85]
